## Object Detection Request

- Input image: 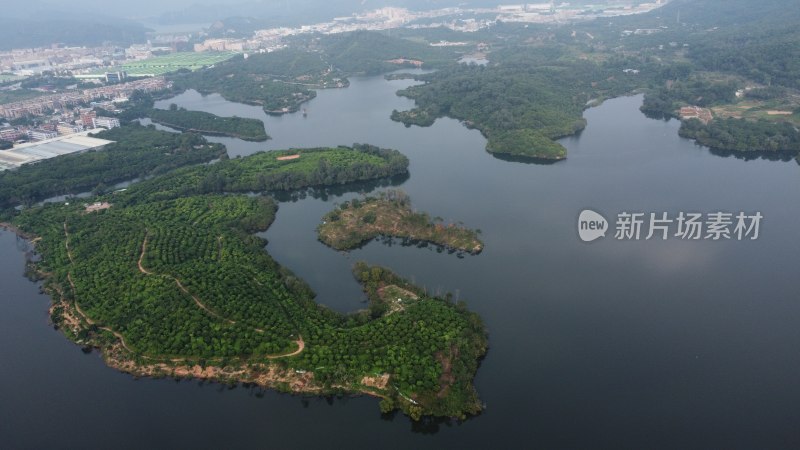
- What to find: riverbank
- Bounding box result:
[44,275,338,397]
[37,231,484,420]
[0,222,37,241]
[10,173,486,421]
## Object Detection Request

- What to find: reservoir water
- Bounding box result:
[2,74,800,449]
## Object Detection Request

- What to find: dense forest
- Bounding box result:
[683,3,800,90]
[679,118,800,153]
[640,77,740,119]
[312,31,459,76]
[11,141,485,420]
[380,0,800,158]
[605,0,800,154]
[123,144,409,202]
[689,28,800,90]
[110,93,268,141]
[169,49,339,114]
[148,105,269,141]
[628,1,800,120]
[391,48,647,159]
[0,124,225,212]
[169,32,462,115]
[306,0,797,160]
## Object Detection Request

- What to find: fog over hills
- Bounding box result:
[0,0,656,49]
[4,0,645,24]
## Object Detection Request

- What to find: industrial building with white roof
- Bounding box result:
[0,132,114,171]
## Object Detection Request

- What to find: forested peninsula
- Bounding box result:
[169,50,326,115]
[385,0,800,159]
[679,118,800,153]
[166,33,458,115]
[4,135,487,421]
[389,48,644,161]
[148,105,269,141]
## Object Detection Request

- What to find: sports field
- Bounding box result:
[119,52,238,76]
[0,74,23,83]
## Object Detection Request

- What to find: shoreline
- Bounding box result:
[3,174,486,420]
[318,194,484,255]
[2,225,327,396]
[0,222,38,241]
[148,119,269,142]
[43,258,385,400]
[6,225,482,420]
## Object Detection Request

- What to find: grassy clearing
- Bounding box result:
[712,100,800,126]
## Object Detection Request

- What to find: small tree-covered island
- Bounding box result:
[148,105,270,142]
[4,142,488,421]
[114,93,269,142]
[318,190,483,254]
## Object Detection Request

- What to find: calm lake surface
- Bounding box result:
[2,74,800,449]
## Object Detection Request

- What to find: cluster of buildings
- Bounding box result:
[679,106,713,124]
[453,2,668,25]
[0,45,115,76]
[193,39,250,52]
[73,70,129,83]
[0,77,169,120]
[1,38,197,77]
[198,2,670,53]
[386,58,424,67]
[192,7,471,53]
[1,108,120,144]
[1,2,673,78]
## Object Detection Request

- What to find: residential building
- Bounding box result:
[57,122,84,135]
[81,110,97,128]
[0,128,22,141]
[28,129,59,141]
[93,116,120,129]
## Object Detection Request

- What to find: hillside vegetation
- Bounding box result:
[0,124,226,211]
[10,141,486,419]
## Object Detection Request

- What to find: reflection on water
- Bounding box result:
[707,147,798,161]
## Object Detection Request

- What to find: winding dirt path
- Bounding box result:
[63,222,73,263]
[138,233,234,325]
[137,235,152,275]
[267,336,305,359]
[137,233,302,356]
[62,223,304,361]
[175,278,235,325]
[64,223,138,355]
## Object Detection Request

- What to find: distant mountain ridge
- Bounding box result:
[0,18,148,50]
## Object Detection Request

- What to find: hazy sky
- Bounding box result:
[4,0,500,23]
[4,0,630,25]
